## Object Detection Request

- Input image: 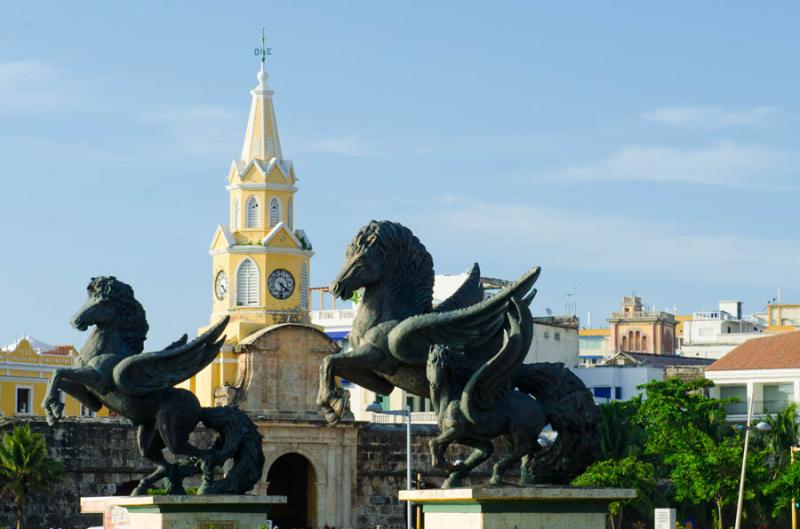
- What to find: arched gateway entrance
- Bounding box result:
[267,453,317,529]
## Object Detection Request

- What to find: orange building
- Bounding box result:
[608,296,677,355]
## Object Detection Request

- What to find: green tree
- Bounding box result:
[0,424,63,529]
[763,460,800,518]
[634,379,763,529]
[598,400,644,460]
[572,455,661,529]
[759,403,799,474]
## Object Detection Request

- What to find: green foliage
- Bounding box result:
[0,424,64,529]
[573,456,660,519]
[598,400,644,460]
[764,460,800,517]
[758,403,799,474]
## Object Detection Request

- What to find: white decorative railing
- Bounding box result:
[368,411,437,424]
[310,309,357,322]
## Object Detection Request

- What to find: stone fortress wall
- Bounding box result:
[0,417,513,529]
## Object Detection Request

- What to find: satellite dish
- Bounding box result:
[546,308,553,315]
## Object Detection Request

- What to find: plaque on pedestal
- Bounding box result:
[81,495,286,529]
[400,486,637,529]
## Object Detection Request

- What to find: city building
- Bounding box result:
[578,328,612,366]
[572,351,714,403]
[762,303,800,333]
[679,301,766,359]
[0,336,102,418]
[608,295,677,355]
[705,331,800,421]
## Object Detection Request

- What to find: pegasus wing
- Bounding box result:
[113,316,229,395]
[433,263,484,313]
[387,267,539,365]
[460,297,532,424]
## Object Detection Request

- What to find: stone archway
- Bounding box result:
[267,452,317,529]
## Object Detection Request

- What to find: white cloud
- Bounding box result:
[426,201,800,287]
[140,104,239,157]
[301,134,377,157]
[0,60,63,112]
[642,105,780,126]
[557,142,797,188]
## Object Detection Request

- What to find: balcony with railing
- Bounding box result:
[724,399,793,417]
[609,310,675,322]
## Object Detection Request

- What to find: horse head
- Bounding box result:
[71,276,149,354]
[426,344,450,389]
[331,220,435,314]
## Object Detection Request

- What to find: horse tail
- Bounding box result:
[199,406,265,494]
[514,362,601,484]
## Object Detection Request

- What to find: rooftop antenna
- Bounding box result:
[254,27,272,65]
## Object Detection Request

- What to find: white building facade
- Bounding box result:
[680,301,766,360]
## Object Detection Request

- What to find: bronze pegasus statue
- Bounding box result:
[42,276,264,495]
[428,298,547,487]
[318,220,601,485]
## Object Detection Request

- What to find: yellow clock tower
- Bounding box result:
[186,57,314,406]
[209,60,313,342]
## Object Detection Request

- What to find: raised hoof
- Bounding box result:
[130,484,148,497]
[442,474,462,489]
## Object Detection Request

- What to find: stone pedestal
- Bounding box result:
[399,486,636,529]
[81,495,286,529]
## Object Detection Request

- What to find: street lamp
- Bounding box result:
[366,398,413,529]
[733,398,771,529]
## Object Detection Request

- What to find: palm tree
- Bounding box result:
[761,403,799,475]
[0,423,63,529]
[598,400,644,460]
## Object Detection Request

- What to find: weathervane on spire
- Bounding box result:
[254,27,271,64]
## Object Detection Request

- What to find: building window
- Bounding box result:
[267,137,274,157]
[300,262,309,309]
[15,387,32,415]
[614,387,622,400]
[621,336,627,351]
[233,198,240,230]
[543,330,550,339]
[236,259,259,306]
[634,331,641,351]
[554,331,561,341]
[287,198,293,231]
[269,197,281,227]
[246,196,260,228]
[641,335,648,352]
[253,138,261,158]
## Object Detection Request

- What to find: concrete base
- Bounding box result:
[399,486,636,529]
[81,495,287,529]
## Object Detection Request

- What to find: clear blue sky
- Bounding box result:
[1,1,798,348]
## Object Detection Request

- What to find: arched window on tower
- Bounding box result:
[267,137,275,157]
[641,335,648,352]
[635,331,641,352]
[246,196,259,228]
[233,198,240,230]
[269,197,281,227]
[287,198,293,231]
[300,262,309,309]
[628,331,634,351]
[621,336,628,352]
[236,259,259,306]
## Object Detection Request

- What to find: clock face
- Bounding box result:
[214,270,228,301]
[268,269,295,300]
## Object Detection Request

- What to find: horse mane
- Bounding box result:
[93,276,149,354]
[354,220,434,314]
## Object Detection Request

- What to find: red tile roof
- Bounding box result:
[707,331,800,371]
[42,345,75,356]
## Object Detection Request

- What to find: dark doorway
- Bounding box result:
[267,453,316,529]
